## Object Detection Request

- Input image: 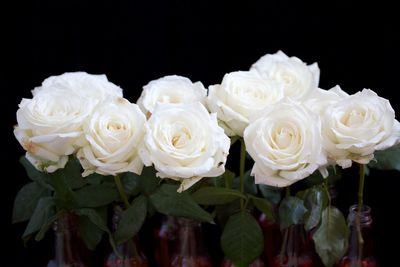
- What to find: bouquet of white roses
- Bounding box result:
[12,52,400,267]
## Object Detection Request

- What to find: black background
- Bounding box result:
[2,0,400,266]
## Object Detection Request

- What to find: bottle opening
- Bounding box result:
[348,204,372,226]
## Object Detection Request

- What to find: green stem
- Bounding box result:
[324,179,331,207]
[285,186,291,197]
[279,226,289,264]
[356,164,365,267]
[358,164,365,216]
[114,175,130,209]
[239,138,246,209]
[113,175,139,258]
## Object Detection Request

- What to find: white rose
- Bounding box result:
[137,75,207,116]
[322,89,400,168]
[250,51,320,101]
[244,99,327,187]
[139,102,230,192]
[77,97,146,177]
[32,72,123,102]
[304,85,348,116]
[206,71,284,137]
[14,89,97,173]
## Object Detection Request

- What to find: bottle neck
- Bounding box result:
[111,205,123,232]
[53,212,78,232]
[274,224,320,267]
[176,218,204,257]
[52,212,84,265]
[347,205,372,227]
[282,224,309,255]
[346,205,375,258]
[158,215,178,240]
[111,205,143,258]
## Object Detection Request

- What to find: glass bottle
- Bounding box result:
[47,212,88,267]
[259,212,282,266]
[337,205,379,267]
[154,215,178,267]
[220,257,265,267]
[170,218,213,267]
[104,206,148,267]
[271,224,323,267]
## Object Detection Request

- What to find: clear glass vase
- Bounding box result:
[46,212,88,267]
[170,218,212,267]
[259,212,282,266]
[104,206,148,267]
[271,224,323,267]
[220,257,265,267]
[154,215,178,267]
[337,205,379,267]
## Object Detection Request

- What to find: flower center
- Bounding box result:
[107,121,126,131]
[281,73,295,85]
[171,127,191,148]
[159,94,179,104]
[274,127,293,149]
[343,109,366,126]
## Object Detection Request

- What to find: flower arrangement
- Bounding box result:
[12,51,400,267]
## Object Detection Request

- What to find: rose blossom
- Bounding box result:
[304,85,349,116]
[14,72,125,173]
[244,99,327,187]
[206,71,284,136]
[14,89,97,173]
[137,75,207,116]
[32,72,123,102]
[77,97,146,176]
[250,51,319,101]
[139,102,230,192]
[322,89,400,168]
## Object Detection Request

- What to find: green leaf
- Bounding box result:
[369,145,400,171]
[223,169,235,188]
[61,157,86,189]
[149,184,213,223]
[78,207,107,250]
[121,167,161,194]
[230,136,240,145]
[114,195,147,244]
[147,199,157,217]
[278,196,307,229]
[35,211,63,241]
[221,211,263,267]
[211,175,225,188]
[78,215,103,250]
[249,196,275,222]
[213,169,235,188]
[86,173,104,185]
[303,169,325,186]
[215,199,241,227]
[22,197,55,239]
[313,207,349,267]
[303,167,342,187]
[120,172,141,196]
[49,171,78,210]
[19,157,51,188]
[191,186,246,205]
[233,171,257,195]
[257,184,282,205]
[12,182,51,223]
[139,166,161,193]
[75,184,119,208]
[303,186,329,231]
[75,208,117,255]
